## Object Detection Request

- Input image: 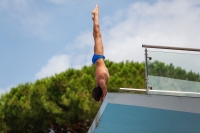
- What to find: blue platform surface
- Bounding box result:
[94,103,200,133]
[88,93,200,133]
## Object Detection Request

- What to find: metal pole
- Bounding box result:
[144,47,149,93]
[142,44,200,52]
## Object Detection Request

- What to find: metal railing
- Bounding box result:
[142,44,200,97]
[142,44,200,52]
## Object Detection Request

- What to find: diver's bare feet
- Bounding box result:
[92,5,99,20]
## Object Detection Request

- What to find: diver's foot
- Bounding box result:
[92,5,99,20]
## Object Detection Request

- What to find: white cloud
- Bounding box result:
[102,0,200,63]
[70,0,200,66]
[65,31,94,67]
[35,0,200,78]
[35,31,94,80]
[35,55,70,79]
[74,31,94,48]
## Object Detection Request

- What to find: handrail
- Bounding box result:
[120,88,146,92]
[148,90,200,98]
[142,44,200,52]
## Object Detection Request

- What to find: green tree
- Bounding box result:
[0,60,160,132]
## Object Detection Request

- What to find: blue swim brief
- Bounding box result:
[92,54,105,64]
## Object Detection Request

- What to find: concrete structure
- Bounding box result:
[88,93,200,133]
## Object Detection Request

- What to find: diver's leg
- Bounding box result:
[92,5,104,55]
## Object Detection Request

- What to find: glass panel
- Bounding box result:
[147,50,200,93]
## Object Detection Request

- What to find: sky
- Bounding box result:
[1,0,200,94]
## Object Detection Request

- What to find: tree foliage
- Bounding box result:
[0,60,145,133]
[0,60,199,132]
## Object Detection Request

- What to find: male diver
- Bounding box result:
[91,5,110,103]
